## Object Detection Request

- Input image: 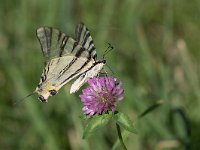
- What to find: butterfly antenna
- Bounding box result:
[103,42,114,60]
[13,91,36,106]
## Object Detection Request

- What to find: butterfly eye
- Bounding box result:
[49,90,57,96]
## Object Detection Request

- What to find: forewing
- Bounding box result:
[38,55,94,90]
[36,27,90,61]
[70,62,105,93]
[75,22,97,60]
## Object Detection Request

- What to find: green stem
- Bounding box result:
[116,123,127,150]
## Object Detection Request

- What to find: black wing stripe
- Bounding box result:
[79,61,105,79]
[89,45,95,52]
[58,46,88,77]
[75,47,85,57]
[57,30,62,45]
[60,59,91,85]
[37,27,53,58]
[45,61,51,75]
[88,40,94,49]
[58,57,77,76]
[59,36,69,56]
[93,53,97,59]
[72,41,78,52]
[37,61,51,88]
[41,75,45,82]
[39,60,51,82]
[82,28,87,45]
[37,28,47,57]
[82,31,90,48]
[44,27,52,57]
[60,36,68,51]
[76,23,84,43]
[88,46,96,57]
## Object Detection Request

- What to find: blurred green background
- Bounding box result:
[0,0,199,149]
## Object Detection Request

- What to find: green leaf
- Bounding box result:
[113,112,137,134]
[138,100,164,119]
[79,115,88,120]
[82,112,112,139]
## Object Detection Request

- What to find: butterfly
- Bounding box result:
[35,22,106,102]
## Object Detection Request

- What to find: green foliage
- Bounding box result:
[83,111,137,139]
[0,0,199,149]
[113,112,137,134]
[138,100,164,119]
[83,112,112,139]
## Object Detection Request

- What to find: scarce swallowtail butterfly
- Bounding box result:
[35,22,106,102]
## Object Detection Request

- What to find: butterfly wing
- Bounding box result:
[36,23,104,101]
[42,56,93,86]
[70,61,105,93]
[36,27,90,62]
[36,27,94,95]
[37,45,92,87]
[75,22,97,60]
[36,54,94,101]
[69,23,107,93]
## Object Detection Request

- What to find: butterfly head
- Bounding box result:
[36,84,58,102]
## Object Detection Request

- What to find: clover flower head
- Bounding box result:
[80,77,124,116]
